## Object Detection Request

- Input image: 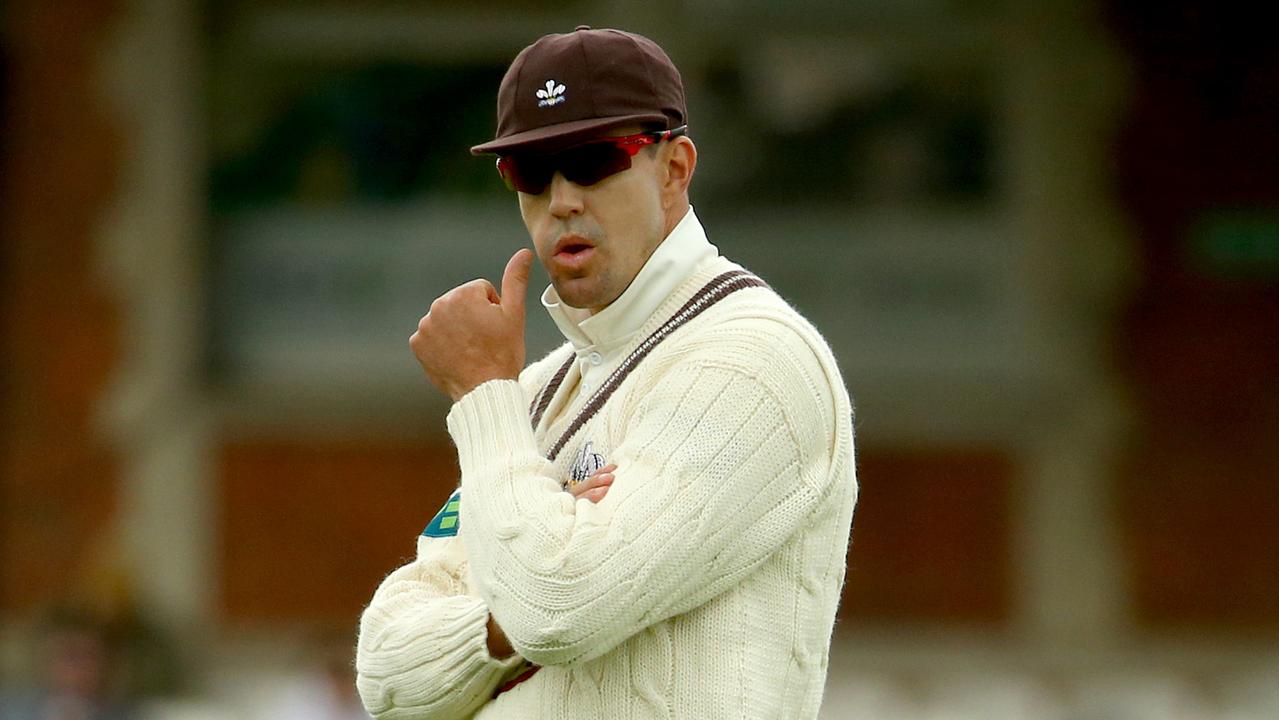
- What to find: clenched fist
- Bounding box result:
[411,249,535,401]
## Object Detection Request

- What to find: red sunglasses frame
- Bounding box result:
[496,125,688,193]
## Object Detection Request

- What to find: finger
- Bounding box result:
[589,464,617,480]
[582,486,609,503]
[568,473,613,499]
[460,278,500,304]
[501,248,534,317]
[569,473,613,494]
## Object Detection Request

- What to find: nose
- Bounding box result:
[546,172,584,218]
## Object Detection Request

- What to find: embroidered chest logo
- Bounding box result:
[421,489,461,538]
[567,441,606,486]
[536,80,566,107]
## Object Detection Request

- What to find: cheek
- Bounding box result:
[615,184,663,249]
[519,196,551,254]
[606,176,658,227]
[517,194,537,230]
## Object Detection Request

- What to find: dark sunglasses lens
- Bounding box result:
[500,142,633,193]
[561,144,632,187]
[501,157,553,194]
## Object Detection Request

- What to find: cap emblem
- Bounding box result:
[536,79,567,107]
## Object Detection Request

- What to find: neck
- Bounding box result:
[663,196,691,238]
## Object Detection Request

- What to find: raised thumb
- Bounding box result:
[501,248,534,317]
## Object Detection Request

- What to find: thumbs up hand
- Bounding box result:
[410,248,534,402]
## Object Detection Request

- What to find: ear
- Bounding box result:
[660,136,697,209]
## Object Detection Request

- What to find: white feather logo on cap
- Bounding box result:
[536,79,566,107]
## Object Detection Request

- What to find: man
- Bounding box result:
[355,26,857,719]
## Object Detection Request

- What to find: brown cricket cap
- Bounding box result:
[470,26,686,156]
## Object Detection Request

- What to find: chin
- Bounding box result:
[557,291,600,311]
[554,280,607,311]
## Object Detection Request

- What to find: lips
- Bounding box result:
[552,234,597,270]
[553,234,596,257]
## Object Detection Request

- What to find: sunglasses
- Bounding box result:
[496,125,688,194]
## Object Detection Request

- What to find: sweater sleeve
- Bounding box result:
[447,327,839,667]
[353,347,575,718]
[355,533,524,720]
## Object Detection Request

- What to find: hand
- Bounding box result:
[410,249,534,401]
[568,464,616,504]
[486,613,515,658]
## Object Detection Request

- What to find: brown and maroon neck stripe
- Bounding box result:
[539,270,767,462]
[529,351,576,430]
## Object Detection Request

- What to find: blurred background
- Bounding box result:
[3,0,1277,718]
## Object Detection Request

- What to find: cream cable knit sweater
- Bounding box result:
[357,256,856,719]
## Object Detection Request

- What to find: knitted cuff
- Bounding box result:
[446,379,542,474]
[357,592,523,717]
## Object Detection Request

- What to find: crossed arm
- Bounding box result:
[355,463,615,720]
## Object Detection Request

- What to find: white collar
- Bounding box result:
[541,206,718,352]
